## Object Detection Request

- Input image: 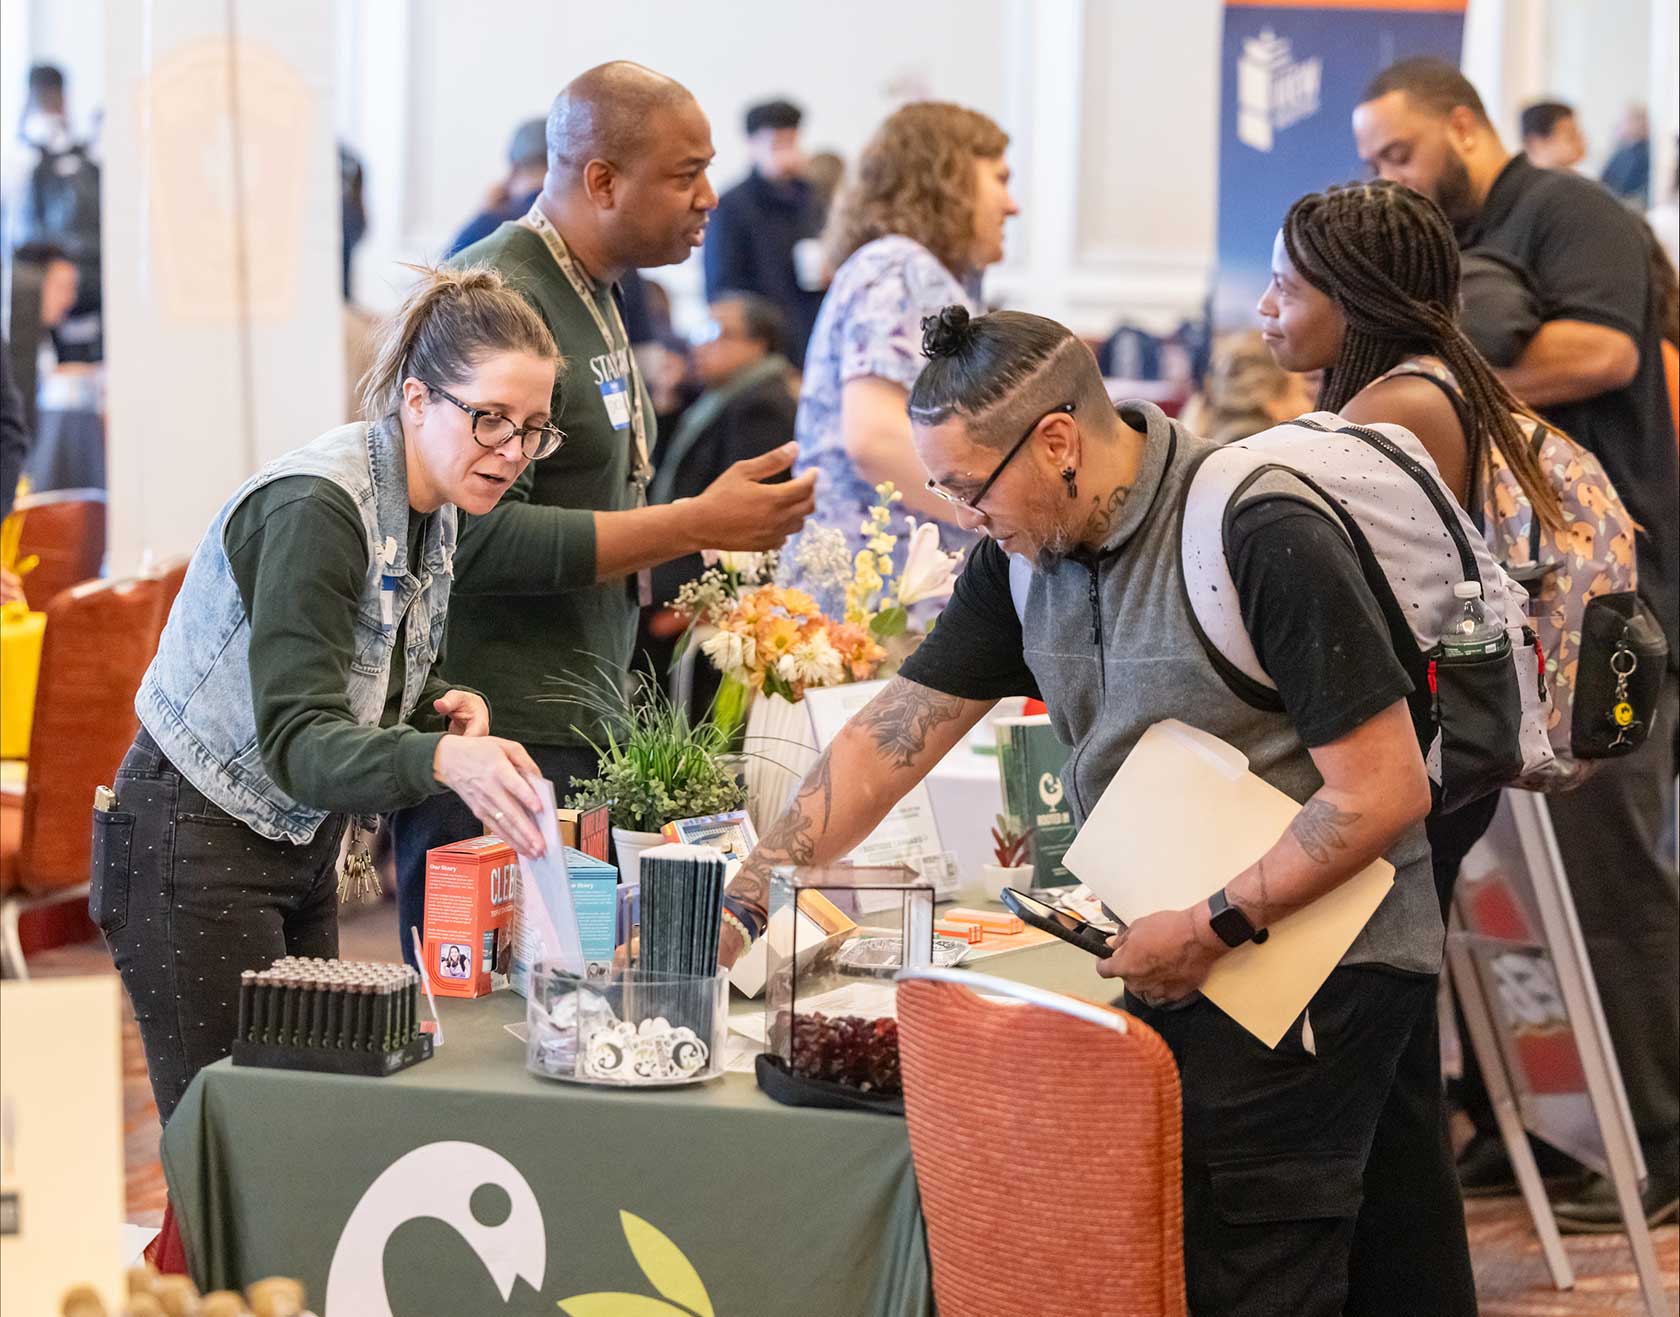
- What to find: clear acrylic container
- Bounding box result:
[764,864,934,1071]
[525,961,728,1087]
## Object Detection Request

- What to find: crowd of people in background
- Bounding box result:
[2,39,1677,1313]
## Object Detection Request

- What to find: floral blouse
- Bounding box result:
[787,235,981,617]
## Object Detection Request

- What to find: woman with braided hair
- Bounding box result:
[1259,179,1575,912]
[1257,182,1593,1286]
[1259,178,1564,532]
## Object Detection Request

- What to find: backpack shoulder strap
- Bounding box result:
[1178,422,1437,739]
[1373,358,1486,524]
[1178,443,1286,710]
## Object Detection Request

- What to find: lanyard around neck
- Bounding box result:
[518,203,653,490]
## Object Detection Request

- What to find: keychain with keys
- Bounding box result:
[1607,638,1641,749]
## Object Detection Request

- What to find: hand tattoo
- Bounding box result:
[1291,799,1362,865]
[852,679,966,769]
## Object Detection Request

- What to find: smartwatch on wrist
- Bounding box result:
[1207,888,1269,948]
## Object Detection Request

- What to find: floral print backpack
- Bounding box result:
[1376,357,1666,787]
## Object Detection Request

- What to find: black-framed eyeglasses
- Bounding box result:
[423,382,566,460]
[925,401,1076,511]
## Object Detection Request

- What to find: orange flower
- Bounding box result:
[757,615,801,660]
[773,585,822,619]
[827,621,887,681]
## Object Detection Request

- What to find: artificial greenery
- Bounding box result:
[547,667,746,834]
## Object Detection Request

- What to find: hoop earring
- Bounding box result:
[1061,467,1078,500]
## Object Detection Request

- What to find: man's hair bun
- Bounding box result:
[920,305,976,359]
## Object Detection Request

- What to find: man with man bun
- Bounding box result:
[722,305,1473,1314]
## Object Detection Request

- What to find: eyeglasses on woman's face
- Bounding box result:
[423,382,565,461]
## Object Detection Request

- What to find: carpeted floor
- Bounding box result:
[26,899,1679,1312]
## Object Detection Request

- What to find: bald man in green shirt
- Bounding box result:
[392,62,817,963]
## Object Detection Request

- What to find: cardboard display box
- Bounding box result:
[423,835,518,999]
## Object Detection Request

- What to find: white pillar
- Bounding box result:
[103,0,345,571]
[1650,0,1677,204]
[1462,0,1548,142]
[341,0,421,312]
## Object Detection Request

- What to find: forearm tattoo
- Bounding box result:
[851,680,967,769]
[1290,799,1362,865]
[1234,854,1307,929]
[728,681,966,919]
[730,747,835,919]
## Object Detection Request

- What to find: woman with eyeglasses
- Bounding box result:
[96,265,561,1124]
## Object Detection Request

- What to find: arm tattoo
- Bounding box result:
[728,747,835,919]
[1234,854,1307,928]
[852,680,967,769]
[1291,799,1362,865]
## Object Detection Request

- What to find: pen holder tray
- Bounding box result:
[232,1033,433,1076]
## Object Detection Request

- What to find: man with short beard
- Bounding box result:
[723,306,1471,1315]
[1354,58,1679,1236]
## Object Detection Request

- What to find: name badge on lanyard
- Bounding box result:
[378,535,399,632]
[600,376,632,431]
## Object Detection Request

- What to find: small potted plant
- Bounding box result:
[980,814,1035,903]
[549,669,746,884]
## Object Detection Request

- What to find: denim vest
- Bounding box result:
[136,419,456,843]
[1011,402,1441,975]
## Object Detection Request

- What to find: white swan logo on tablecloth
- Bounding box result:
[324,1140,545,1317]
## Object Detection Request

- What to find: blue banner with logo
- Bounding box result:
[1214,1,1466,328]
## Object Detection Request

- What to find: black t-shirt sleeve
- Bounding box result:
[1227,497,1413,748]
[897,537,1040,701]
[1459,250,1543,368]
[1528,181,1647,339]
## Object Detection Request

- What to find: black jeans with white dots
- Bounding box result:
[92,728,347,1124]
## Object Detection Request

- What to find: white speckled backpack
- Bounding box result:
[1178,411,1555,811]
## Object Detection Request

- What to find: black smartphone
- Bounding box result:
[1000,888,1116,958]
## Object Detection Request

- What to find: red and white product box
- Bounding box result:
[424,835,517,999]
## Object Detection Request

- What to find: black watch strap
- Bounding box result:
[1208,888,1269,947]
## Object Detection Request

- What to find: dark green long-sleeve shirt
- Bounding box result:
[223,475,472,814]
[444,220,656,747]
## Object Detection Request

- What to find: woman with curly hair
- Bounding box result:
[787,102,1018,612]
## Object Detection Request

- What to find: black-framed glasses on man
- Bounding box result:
[423,382,566,460]
[925,401,1076,512]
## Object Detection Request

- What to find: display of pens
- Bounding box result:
[232,957,432,1077]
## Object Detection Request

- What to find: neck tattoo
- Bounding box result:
[1086,483,1131,543]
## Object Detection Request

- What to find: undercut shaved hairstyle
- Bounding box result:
[908,305,1110,451]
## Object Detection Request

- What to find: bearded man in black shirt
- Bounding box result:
[1355,57,1679,1235]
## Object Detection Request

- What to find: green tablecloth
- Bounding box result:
[161,937,1096,1317]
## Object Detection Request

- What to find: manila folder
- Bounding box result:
[1061,720,1392,1048]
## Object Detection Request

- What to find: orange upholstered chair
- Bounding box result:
[12,487,107,611]
[0,573,164,975]
[896,967,1186,1317]
[1662,339,1677,449]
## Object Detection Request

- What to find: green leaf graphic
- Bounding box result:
[620,1210,715,1317]
[558,1294,688,1317]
